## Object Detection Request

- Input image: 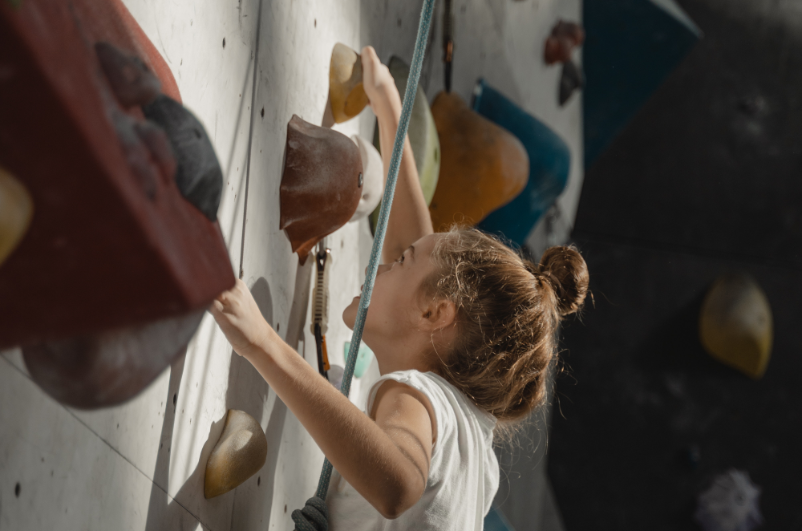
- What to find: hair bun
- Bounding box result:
[537,245,589,316]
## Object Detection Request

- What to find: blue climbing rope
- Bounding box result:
[292,0,436,528]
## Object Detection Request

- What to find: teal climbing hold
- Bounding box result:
[344,341,374,378]
[472,79,571,247]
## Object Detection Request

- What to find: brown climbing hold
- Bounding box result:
[428,92,529,232]
[544,20,585,65]
[204,410,268,499]
[329,43,369,124]
[699,273,773,379]
[279,115,362,262]
[0,167,34,268]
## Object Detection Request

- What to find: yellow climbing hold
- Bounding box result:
[699,273,773,379]
[329,43,369,124]
[0,166,34,268]
[204,409,268,498]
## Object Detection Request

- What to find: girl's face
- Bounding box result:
[342,233,441,355]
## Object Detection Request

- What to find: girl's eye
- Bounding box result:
[396,253,405,264]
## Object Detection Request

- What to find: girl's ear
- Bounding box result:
[420,298,457,331]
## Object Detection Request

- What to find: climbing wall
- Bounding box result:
[0,1,581,530]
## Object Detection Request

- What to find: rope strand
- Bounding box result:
[305,0,437,514]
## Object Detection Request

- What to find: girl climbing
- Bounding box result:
[210,46,589,530]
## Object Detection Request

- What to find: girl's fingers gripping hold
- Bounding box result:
[209,279,272,359]
[361,46,400,119]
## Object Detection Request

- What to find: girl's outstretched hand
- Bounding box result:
[209,279,272,360]
[361,46,402,121]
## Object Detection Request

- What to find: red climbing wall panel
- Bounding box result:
[0,0,235,348]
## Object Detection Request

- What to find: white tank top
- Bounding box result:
[326,370,499,530]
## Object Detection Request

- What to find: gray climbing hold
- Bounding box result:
[143,95,223,221]
[95,42,161,108]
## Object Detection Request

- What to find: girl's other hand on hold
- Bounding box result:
[209,279,272,360]
[361,46,402,120]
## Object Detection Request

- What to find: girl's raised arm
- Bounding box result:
[210,280,434,518]
[361,46,433,264]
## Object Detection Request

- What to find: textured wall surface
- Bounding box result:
[551,0,802,528]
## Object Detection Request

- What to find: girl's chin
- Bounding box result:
[342,307,356,330]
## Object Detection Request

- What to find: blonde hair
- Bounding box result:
[423,228,589,422]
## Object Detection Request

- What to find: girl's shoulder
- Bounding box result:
[368,370,496,443]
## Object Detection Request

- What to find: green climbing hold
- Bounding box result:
[371,56,440,230]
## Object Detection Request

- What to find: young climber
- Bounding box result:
[210,46,589,530]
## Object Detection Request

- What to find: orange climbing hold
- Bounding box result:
[428,92,529,232]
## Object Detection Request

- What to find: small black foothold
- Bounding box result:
[223,38,226,48]
[276,323,280,332]
[15,483,20,497]
[117,423,119,429]
[261,107,265,118]
[257,476,261,486]
[173,392,177,406]
[314,19,317,28]
[559,59,583,106]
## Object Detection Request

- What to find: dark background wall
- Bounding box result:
[548,0,802,529]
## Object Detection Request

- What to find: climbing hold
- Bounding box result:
[329,43,368,124]
[205,409,268,499]
[699,273,772,379]
[344,341,374,378]
[428,91,529,232]
[279,115,362,263]
[543,21,585,65]
[559,60,583,106]
[473,80,571,246]
[582,0,700,167]
[0,0,234,351]
[134,120,177,183]
[95,42,161,108]
[349,135,383,222]
[0,167,34,268]
[143,95,223,221]
[695,469,763,531]
[22,310,204,409]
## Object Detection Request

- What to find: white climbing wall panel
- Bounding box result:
[0,1,581,530]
